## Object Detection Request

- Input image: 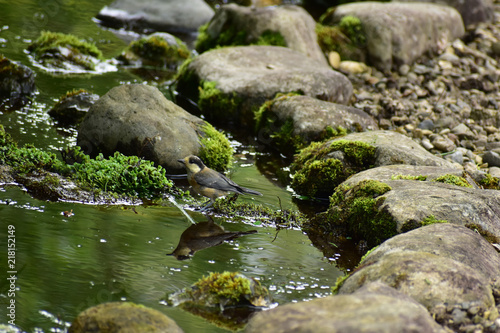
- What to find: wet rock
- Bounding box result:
[196,4,327,65]
[176,45,352,127]
[77,84,232,173]
[483,151,500,168]
[116,32,190,69]
[325,2,464,71]
[27,31,108,73]
[339,250,495,315]
[245,282,445,333]
[397,0,494,26]
[68,301,183,333]
[361,223,500,281]
[255,94,378,155]
[0,55,36,110]
[48,89,99,126]
[95,0,214,34]
[290,130,459,198]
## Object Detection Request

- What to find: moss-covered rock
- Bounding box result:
[291,140,376,198]
[0,54,36,110]
[117,32,190,69]
[68,302,183,333]
[27,31,103,71]
[48,89,99,126]
[195,4,327,65]
[198,123,233,171]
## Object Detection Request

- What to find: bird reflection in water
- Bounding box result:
[167,217,257,260]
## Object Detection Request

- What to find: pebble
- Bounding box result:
[421,137,434,150]
[482,151,500,167]
[328,51,341,69]
[418,119,434,130]
[431,135,456,152]
[452,123,476,140]
[445,150,464,165]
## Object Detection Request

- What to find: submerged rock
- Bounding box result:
[322,2,465,71]
[68,301,183,333]
[27,31,107,73]
[245,282,445,333]
[48,89,99,126]
[77,84,233,173]
[95,0,214,34]
[116,32,191,69]
[255,94,378,155]
[0,55,36,110]
[196,4,327,65]
[176,45,352,127]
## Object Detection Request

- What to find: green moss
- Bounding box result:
[291,140,376,198]
[198,122,233,172]
[421,215,448,225]
[27,31,103,70]
[331,274,349,295]
[212,196,306,229]
[316,15,366,62]
[479,174,499,189]
[198,80,242,119]
[432,174,472,188]
[308,180,395,247]
[195,23,248,53]
[71,151,172,198]
[122,34,190,68]
[391,174,428,181]
[255,30,287,47]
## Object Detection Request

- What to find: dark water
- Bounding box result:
[0,1,345,332]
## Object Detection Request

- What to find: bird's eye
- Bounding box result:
[189,157,196,164]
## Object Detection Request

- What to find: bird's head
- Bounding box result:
[178,155,205,173]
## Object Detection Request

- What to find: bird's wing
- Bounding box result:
[194,168,245,194]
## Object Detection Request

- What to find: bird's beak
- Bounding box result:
[177,159,185,165]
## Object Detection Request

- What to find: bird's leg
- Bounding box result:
[199,200,214,212]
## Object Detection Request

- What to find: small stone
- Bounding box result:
[328,51,341,69]
[452,123,476,140]
[379,119,391,130]
[445,151,464,165]
[492,42,500,57]
[339,61,369,74]
[418,119,434,130]
[399,64,410,76]
[421,137,434,150]
[431,135,456,152]
[468,305,481,316]
[489,167,500,178]
[484,126,498,134]
[451,308,467,325]
[483,151,500,168]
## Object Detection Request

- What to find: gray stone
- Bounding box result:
[445,150,464,165]
[339,250,495,315]
[199,4,327,65]
[256,95,378,154]
[96,0,214,34]
[245,282,445,333]
[418,119,434,130]
[327,2,464,71]
[361,223,500,282]
[452,123,476,140]
[431,134,456,152]
[77,84,219,173]
[177,46,352,126]
[483,151,500,167]
[397,0,494,26]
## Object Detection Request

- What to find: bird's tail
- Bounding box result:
[239,187,263,196]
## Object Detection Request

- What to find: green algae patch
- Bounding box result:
[27,31,103,70]
[170,271,271,309]
[291,139,376,198]
[198,80,243,121]
[212,196,306,229]
[307,180,395,248]
[316,15,366,62]
[479,174,499,189]
[391,174,428,181]
[118,33,190,68]
[432,174,472,188]
[198,122,233,172]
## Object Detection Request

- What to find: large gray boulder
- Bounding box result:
[325,2,465,71]
[177,45,352,127]
[77,84,231,173]
[197,4,327,65]
[95,0,214,34]
[245,282,446,333]
[256,94,378,155]
[396,0,494,26]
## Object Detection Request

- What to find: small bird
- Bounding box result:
[178,155,262,211]
[167,217,257,260]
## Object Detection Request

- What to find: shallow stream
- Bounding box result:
[0,1,349,332]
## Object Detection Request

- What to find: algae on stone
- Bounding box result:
[198,122,233,172]
[291,139,376,198]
